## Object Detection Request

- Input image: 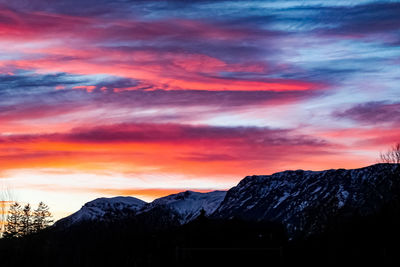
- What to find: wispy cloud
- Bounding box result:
[335,101,400,126]
[0,0,398,216]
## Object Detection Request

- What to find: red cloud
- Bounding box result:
[0,6,326,93]
[0,122,365,178]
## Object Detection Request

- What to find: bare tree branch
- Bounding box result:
[379,143,400,164]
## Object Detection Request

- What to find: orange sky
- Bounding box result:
[0,0,399,220]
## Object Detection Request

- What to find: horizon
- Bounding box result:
[0,0,399,221]
[3,163,393,221]
[56,162,398,222]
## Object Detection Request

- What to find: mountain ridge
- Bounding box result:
[55,163,400,239]
[213,163,400,237]
[55,196,147,228]
[139,190,227,224]
[55,190,227,228]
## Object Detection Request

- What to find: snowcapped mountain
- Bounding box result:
[55,196,147,227]
[55,191,226,227]
[55,164,400,239]
[141,190,226,224]
[213,163,400,238]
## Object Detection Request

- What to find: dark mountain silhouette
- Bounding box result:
[214,163,400,238]
[1,163,400,266]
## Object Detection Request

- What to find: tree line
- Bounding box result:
[3,201,53,238]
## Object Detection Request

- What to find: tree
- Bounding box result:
[0,187,14,238]
[21,204,33,236]
[379,143,400,164]
[33,202,53,232]
[3,202,22,238]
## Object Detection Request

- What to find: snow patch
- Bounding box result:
[273,192,290,209]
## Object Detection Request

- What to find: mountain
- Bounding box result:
[55,164,400,239]
[5,164,400,266]
[55,191,226,228]
[213,163,400,238]
[55,196,147,227]
[140,190,226,223]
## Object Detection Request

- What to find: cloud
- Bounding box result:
[0,71,141,95]
[60,123,329,147]
[0,123,327,146]
[0,70,322,128]
[335,101,400,126]
[0,71,82,93]
[0,122,346,178]
[315,2,400,39]
[178,153,237,162]
[0,3,328,94]
[1,0,398,221]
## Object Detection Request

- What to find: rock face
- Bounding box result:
[213,164,400,237]
[140,190,226,224]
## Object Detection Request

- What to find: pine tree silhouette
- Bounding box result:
[33,202,53,232]
[21,204,33,236]
[4,202,22,238]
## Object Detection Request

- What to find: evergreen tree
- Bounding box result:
[33,202,53,232]
[21,203,33,236]
[3,202,22,238]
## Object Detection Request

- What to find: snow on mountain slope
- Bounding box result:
[55,191,226,228]
[141,190,227,224]
[55,164,400,237]
[213,163,400,238]
[55,196,146,227]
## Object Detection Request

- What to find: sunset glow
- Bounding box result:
[0,0,399,220]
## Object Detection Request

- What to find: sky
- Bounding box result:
[0,0,399,220]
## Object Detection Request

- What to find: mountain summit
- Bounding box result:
[55,164,400,239]
[213,163,400,237]
[140,190,226,223]
[56,191,226,228]
[55,196,146,227]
